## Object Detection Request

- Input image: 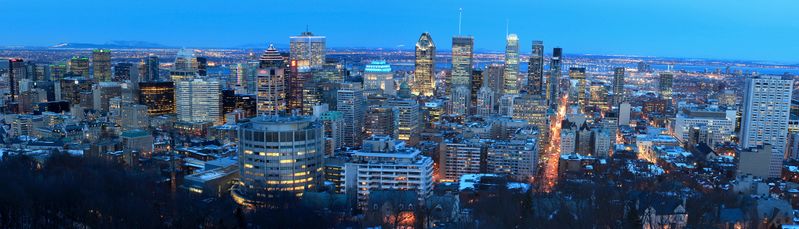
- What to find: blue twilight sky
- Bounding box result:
[2,0,797,63]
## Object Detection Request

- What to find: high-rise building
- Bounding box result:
[612,67,625,107]
[68,57,90,77]
[388,95,420,146]
[619,102,631,126]
[255,44,287,116]
[170,49,197,82]
[176,78,221,124]
[486,128,538,180]
[363,60,394,96]
[739,75,792,178]
[476,86,495,116]
[512,94,549,132]
[447,36,474,116]
[503,34,520,95]
[287,61,311,112]
[440,138,484,180]
[589,82,610,112]
[8,58,26,102]
[527,41,545,95]
[138,81,175,115]
[486,64,505,102]
[450,36,474,94]
[547,48,563,105]
[344,135,434,208]
[413,32,435,96]
[569,67,587,109]
[364,105,396,138]
[114,63,133,82]
[141,55,160,82]
[196,56,208,76]
[658,72,674,101]
[289,31,326,69]
[234,115,324,203]
[92,49,112,82]
[337,83,365,148]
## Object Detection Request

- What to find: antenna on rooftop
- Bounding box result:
[506,18,509,37]
[458,8,463,35]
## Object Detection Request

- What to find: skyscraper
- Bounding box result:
[8,58,26,102]
[255,44,287,116]
[527,40,544,95]
[503,34,520,95]
[114,63,133,82]
[450,36,474,115]
[92,49,112,82]
[413,32,436,97]
[196,56,208,76]
[569,67,587,109]
[142,54,160,82]
[364,105,396,138]
[658,72,674,101]
[740,75,792,178]
[170,49,197,82]
[363,60,394,96]
[138,81,175,115]
[337,83,365,148]
[388,93,420,145]
[68,57,90,77]
[547,48,563,105]
[176,78,221,124]
[235,115,324,202]
[612,67,625,107]
[289,31,326,69]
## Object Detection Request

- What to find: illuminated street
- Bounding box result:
[540,95,568,193]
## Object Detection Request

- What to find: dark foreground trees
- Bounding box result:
[0,153,328,228]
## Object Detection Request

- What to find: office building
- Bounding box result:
[141,55,160,82]
[8,58,25,102]
[256,44,287,116]
[235,115,324,202]
[503,34,520,95]
[569,67,587,109]
[363,60,394,96]
[413,32,436,96]
[337,83,365,148]
[547,48,563,105]
[388,95,420,146]
[289,31,326,69]
[612,67,625,107]
[138,81,175,115]
[92,49,112,82]
[658,72,674,101]
[527,40,545,95]
[176,78,221,124]
[68,57,90,77]
[450,36,474,97]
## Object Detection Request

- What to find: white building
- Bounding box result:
[176,78,221,124]
[344,135,434,208]
[363,61,395,96]
[674,106,736,147]
[740,75,793,178]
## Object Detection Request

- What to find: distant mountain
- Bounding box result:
[51,41,170,49]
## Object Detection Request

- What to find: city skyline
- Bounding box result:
[3,0,798,63]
